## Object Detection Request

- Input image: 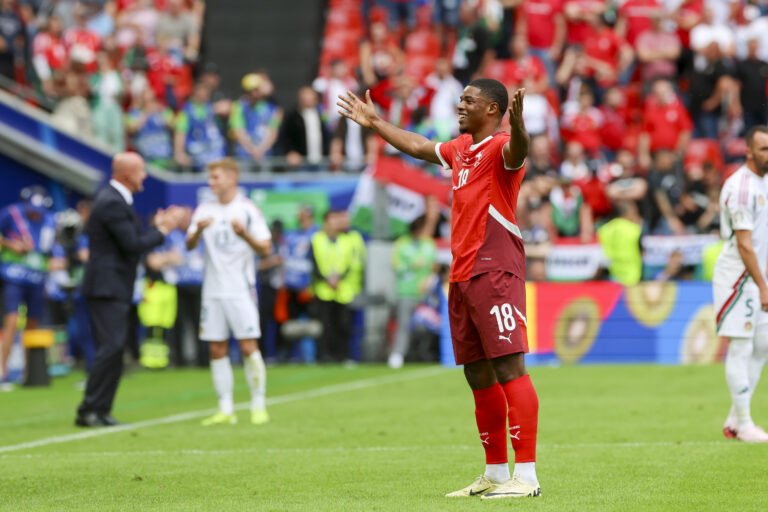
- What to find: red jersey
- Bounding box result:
[561,108,603,153]
[32,32,67,72]
[436,133,526,283]
[642,96,693,151]
[63,28,101,73]
[618,0,661,47]
[584,28,626,85]
[522,0,563,49]
[676,0,704,48]
[504,56,547,86]
[565,0,604,45]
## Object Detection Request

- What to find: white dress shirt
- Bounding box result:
[110,179,134,205]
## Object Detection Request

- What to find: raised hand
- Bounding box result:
[508,88,525,133]
[337,90,379,129]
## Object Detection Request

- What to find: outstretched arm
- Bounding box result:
[502,88,530,170]
[337,90,441,165]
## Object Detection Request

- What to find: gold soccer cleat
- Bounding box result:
[445,475,501,498]
[480,475,541,500]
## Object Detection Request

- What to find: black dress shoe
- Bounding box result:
[99,414,122,426]
[75,411,107,427]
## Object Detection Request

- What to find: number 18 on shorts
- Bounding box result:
[448,271,529,365]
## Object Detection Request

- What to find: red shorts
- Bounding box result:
[448,271,528,365]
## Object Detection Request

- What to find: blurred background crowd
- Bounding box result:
[1,0,767,376]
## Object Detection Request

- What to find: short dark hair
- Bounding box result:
[746,125,768,147]
[467,78,508,118]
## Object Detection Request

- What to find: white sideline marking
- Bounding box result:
[0,440,736,460]
[0,367,448,455]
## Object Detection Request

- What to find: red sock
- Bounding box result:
[502,374,538,463]
[472,383,508,464]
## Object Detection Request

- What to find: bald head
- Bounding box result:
[112,152,147,194]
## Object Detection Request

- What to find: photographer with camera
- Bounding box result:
[0,186,58,388]
[46,201,94,372]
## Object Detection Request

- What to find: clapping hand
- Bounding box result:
[231,219,247,238]
[197,217,214,231]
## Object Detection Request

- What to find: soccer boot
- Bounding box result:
[737,425,768,443]
[251,409,269,425]
[201,411,237,426]
[480,475,542,499]
[723,417,738,439]
[445,475,501,497]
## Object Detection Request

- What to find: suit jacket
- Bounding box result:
[281,108,330,156]
[81,185,164,301]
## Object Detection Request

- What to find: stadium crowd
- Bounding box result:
[1,0,767,379]
[0,0,763,237]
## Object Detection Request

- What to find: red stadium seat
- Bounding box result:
[404,55,436,81]
[321,29,360,65]
[405,30,441,59]
[326,6,363,33]
[484,60,508,83]
[723,137,747,162]
[684,138,724,172]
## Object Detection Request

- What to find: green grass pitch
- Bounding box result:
[1,363,766,511]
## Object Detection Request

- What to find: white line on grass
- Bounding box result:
[0,440,737,460]
[0,366,449,455]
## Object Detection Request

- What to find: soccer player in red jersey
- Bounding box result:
[338,79,540,499]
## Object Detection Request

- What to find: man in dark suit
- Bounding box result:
[282,86,330,169]
[75,152,181,427]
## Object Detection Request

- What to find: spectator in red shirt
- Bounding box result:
[33,15,68,97]
[146,34,183,107]
[674,0,705,50]
[615,0,662,48]
[64,3,101,73]
[563,0,605,46]
[369,72,432,143]
[583,12,633,92]
[635,12,681,83]
[598,85,629,160]
[499,34,549,94]
[638,78,693,170]
[516,0,566,84]
[561,86,603,156]
[359,15,404,87]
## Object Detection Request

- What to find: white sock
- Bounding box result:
[244,350,266,411]
[750,325,768,395]
[513,462,538,486]
[210,357,234,415]
[484,463,510,483]
[725,337,754,431]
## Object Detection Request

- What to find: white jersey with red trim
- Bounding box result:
[712,166,768,336]
[188,194,271,299]
[715,166,768,279]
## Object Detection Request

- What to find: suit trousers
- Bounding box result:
[78,299,131,415]
[315,299,351,362]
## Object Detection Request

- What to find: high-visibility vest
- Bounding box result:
[340,230,366,299]
[311,231,354,303]
[597,217,642,286]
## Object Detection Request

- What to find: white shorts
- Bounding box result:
[713,270,764,338]
[200,294,261,341]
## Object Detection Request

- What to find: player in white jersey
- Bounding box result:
[187,158,272,425]
[713,126,768,443]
